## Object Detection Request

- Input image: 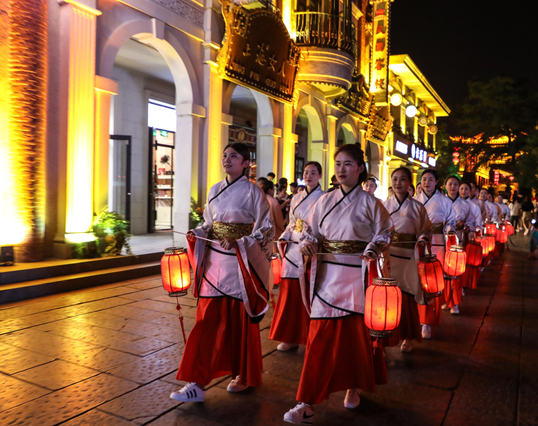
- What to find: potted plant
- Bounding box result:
[93,209,133,256]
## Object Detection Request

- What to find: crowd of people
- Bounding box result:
[168,141,536,424]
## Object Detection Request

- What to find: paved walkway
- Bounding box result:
[0,235,537,426]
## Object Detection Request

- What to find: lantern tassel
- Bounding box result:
[176,298,187,345]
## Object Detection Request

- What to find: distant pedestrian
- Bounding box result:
[327,175,339,192]
[509,197,522,232]
[261,180,285,245]
[267,172,276,183]
[529,222,538,259]
[289,182,298,198]
[522,196,534,235]
[297,185,306,193]
[363,177,377,196]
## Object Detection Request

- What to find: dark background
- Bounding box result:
[390,0,538,120]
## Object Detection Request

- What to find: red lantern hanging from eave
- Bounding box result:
[364,277,402,338]
[444,245,467,279]
[417,254,445,297]
[271,254,282,286]
[466,241,483,267]
[161,247,191,296]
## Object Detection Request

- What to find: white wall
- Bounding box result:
[111,66,175,234]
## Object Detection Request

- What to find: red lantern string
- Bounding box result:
[176,297,187,345]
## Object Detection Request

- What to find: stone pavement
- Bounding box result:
[0,234,537,426]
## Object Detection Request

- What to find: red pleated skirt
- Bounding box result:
[463,267,480,289]
[296,315,380,405]
[418,294,443,327]
[176,297,262,387]
[443,278,462,308]
[384,292,423,346]
[269,278,310,345]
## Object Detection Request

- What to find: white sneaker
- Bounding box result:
[227,375,248,393]
[344,388,361,409]
[400,339,413,353]
[441,303,449,310]
[284,402,314,424]
[525,230,529,236]
[277,342,299,351]
[450,305,460,315]
[170,382,205,402]
[421,324,432,340]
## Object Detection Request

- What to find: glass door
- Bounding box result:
[149,128,175,232]
[109,135,131,227]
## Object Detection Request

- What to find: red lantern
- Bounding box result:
[466,241,483,268]
[485,234,496,253]
[505,222,514,236]
[364,277,402,338]
[271,254,282,286]
[444,245,467,279]
[417,254,445,297]
[485,224,497,237]
[496,226,508,243]
[476,236,488,257]
[161,247,191,296]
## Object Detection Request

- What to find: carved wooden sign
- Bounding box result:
[218,0,300,103]
[367,105,393,143]
[335,74,375,119]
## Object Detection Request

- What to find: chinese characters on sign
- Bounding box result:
[218,0,300,104]
[370,1,390,104]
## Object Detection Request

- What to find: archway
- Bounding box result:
[336,122,356,148]
[106,30,197,236]
[294,105,325,186]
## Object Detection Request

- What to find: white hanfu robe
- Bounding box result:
[278,185,324,279]
[448,195,473,243]
[464,197,483,234]
[299,185,394,319]
[414,191,456,264]
[384,195,432,304]
[497,202,510,221]
[188,176,274,318]
[483,200,498,222]
[471,196,486,221]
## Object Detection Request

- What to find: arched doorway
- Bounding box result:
[105,30,196,236]
[336,122,356,148]
[294,106,324,185]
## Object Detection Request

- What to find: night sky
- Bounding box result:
[390,0,538,122]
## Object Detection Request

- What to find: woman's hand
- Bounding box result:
[360,252,378,262]
[300,242,317,257]
[220,238,239,250]
[186,231,197,243]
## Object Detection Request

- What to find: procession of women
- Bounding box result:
[165,141,515,425]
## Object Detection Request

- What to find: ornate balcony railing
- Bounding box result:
[295,12,356,57]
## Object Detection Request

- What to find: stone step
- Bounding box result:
[0,262,161,304]
[0,252,163,285]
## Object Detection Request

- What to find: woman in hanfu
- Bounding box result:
[384,167,432,353]
[283,143,394,424]
[270,161,324,351]
[414,169,456,340]
[170,142,274,403]
[442,175,473,315]
[459,181,483,290]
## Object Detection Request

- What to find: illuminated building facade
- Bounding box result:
[387,54,450,186]
[1,0,406,259]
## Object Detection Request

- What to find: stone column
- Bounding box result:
[280,103,295,182]
[94,75,118,215]
[258,127,282,179]
[57,0,101,244]
[326,112,338,190]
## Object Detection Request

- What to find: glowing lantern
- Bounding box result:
[485,234,496,253]
[476,236,488,257]
[444,245,467,279]
[496,226,508,243]
[271,254,282,286]
[485,224,497,236]
[364,277,402,338]
[161,247,191,296]
[465,241,483,268]
[505,222,514,236]
[417,254,445,297]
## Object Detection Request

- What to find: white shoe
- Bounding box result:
[450,305,460,315]
[524,230,529,236]
[284,402,314,424]
[277,342,299,351]
[400,339,413,353]
[344,388,361,409]
[462,289,466,296]
[441,303,449,310]
[421,325,432,340]
[170,382,205,402]
[227,376,248,393]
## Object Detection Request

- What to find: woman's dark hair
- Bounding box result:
[290,182,298,189]
[391,167,412,182]
[304,161,323,175]
[409,184,415,196]
[223,142,250,175]
[334,143,367,184]
[277,185,287,193]
[260,179,274,194]
[421,168,439,182]
[278,177,288,186]
[444,175,461,187]
[460,181,472,191]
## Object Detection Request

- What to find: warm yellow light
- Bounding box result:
[390,93,402,106]
[65,233,95,244]
[406,105,417,117]
[281,0,293,37]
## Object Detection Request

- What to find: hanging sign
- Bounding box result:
[217,0,300,104]
[367,105,393,143]
[370,1,390,104]
[335,74,375,118]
